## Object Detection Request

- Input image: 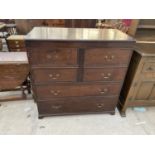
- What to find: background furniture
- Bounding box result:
[135,19,155,41]
[0,38,2,50]
[15,19,97,34]
[7,35,26,52]
[0,52,30,101]
[118,43,155,116]
[26,27,134,118]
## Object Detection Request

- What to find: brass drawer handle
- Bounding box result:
[50,90,60,96]
[17,49,20,51]
[97,103,104,108]
[49,73,60,80]
[46,54,52,59]
[4,76,15,79]
[51,104,62,109]
[104,55,115,61]
[101,73,111,79]
[46,53,58,60]
[99,88,108,94]
[16,45,19,48]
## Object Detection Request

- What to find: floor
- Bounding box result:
[0,95,155,135]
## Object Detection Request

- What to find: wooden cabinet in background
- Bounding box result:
[118,43,155,116]
[15,19,97,34]
[0,39,2,50]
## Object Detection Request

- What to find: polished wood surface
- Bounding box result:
[25,27,134,41]
[26,27,135,118]
[118,43,155,117]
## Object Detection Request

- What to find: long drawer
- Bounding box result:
[28,48,77,66]
[84,48,132,66]
[35,83,120,99]
[37,96,117,116]
[32,68,77,83]
[83,67,127,81]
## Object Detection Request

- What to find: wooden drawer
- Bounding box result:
[9,48,27,52]
[32,68,77,83]
[142,62,155,73]
[7,40,25,48]
[35,83,120,99]
[37,96,117,116]
[28,48,77,66]
[83,67,127,81]
[84,48,131,66]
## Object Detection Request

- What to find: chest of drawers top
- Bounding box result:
[25,27,134,45]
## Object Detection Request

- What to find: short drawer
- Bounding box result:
[37,96,117,116]
[83,67,127,81]
[142,62,155,73]
[84,48,132,66]
[28,48,77,66]
[35,83,120,99]
[32,68,77,83]
[7,40,25,48]
[9,48,27,52]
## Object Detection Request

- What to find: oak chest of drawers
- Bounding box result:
[118,43,155,117]
[25,27,135,118]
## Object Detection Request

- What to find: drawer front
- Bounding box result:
[35,83,120,99]
[8,40,25,48]
[84,67,127,81]
[84,48,131,66]
[32,68,77,83]
[28,48,77,66]
[9,48,27,52]
[37,96,117,115]
[142,62,155,73]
